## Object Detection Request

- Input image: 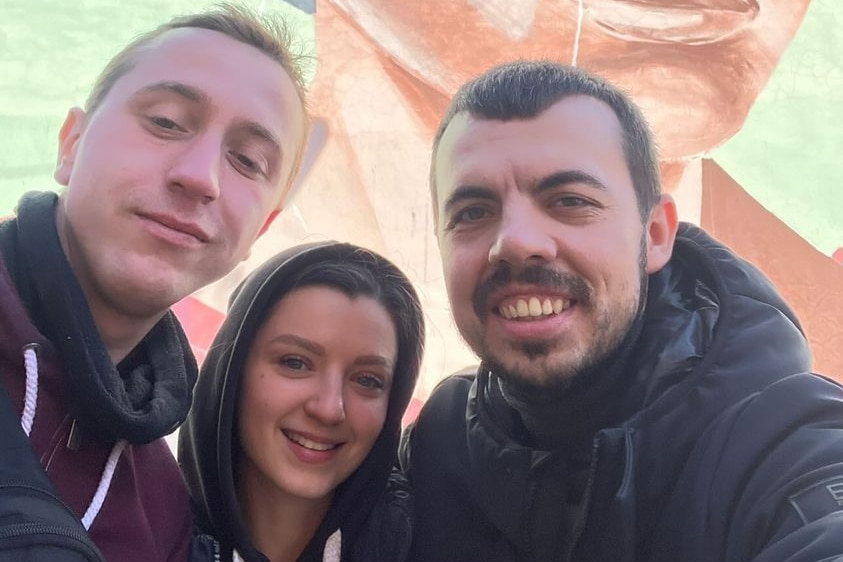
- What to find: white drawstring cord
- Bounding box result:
[21,344,39,436]
[20,344,127,531]
[81,439,127,530]
[323,529,341,562]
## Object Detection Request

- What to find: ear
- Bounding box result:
[645,194,679,274]
[54,107,87,186]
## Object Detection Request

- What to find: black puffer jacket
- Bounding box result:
[179,242,423,562]
[400,224,843,561]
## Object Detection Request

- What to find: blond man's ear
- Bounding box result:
[54,107,87,186]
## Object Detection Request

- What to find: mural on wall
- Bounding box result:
[2,0,841,409]
[248,0,843,393]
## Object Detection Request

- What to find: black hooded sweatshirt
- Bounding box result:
[400,223,843,561]
[0,191,195,562]
[179,242,423,562]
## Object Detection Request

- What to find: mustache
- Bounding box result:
[472,264,592,318]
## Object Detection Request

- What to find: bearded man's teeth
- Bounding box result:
[499,297,569,319]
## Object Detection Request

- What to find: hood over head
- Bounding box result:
[178,241,424,561]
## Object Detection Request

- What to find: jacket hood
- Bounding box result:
[1,191,197,444]
[453,223,813,557]
[625,222,810,418]
[178,242,423,561]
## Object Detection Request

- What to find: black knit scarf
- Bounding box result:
[0,191,197,444]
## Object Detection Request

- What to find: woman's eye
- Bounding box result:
[280,356,307,371]
[355,373,385,391]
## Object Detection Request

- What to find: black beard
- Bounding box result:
[484,235,650,401]
[488,300,643,404]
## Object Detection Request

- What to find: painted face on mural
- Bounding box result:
[327,0,811,159]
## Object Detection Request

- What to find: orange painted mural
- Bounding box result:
[183,0,841,398]
[179,0,842,404]
[3,0,840,409]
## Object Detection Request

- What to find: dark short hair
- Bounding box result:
[430,60,661,222]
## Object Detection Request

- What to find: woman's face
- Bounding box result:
[237,285,398,504]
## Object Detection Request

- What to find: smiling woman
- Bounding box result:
[178,241,424,562]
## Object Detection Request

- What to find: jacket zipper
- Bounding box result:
[0,481,80,518]
[564,437,601,562]
[0,482,101,558]
[0,522,102,560]
[522,479,539,561]
[0,521,94,546]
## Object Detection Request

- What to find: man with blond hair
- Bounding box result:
[0,4,309,560]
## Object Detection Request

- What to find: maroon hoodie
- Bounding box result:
[0,193,193,562]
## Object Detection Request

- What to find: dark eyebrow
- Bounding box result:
[267,334,394,371]
[534,170,608,193]
[268,334,325,356]
[442,170,607,215]
[442,185,498,216]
